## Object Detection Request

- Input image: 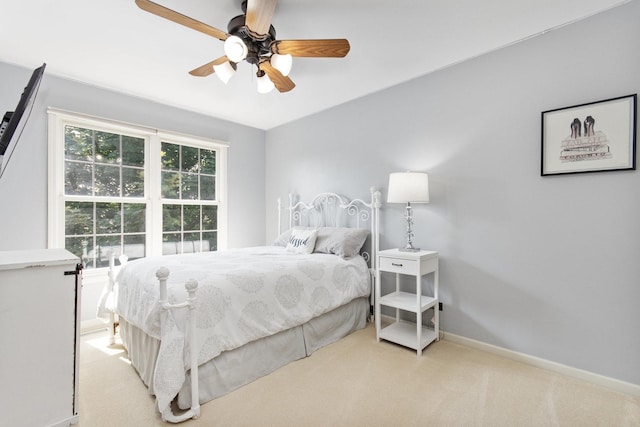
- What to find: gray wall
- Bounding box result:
[266,1,640,385]
[0,61,266,251]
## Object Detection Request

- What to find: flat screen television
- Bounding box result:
[0,63,46,178]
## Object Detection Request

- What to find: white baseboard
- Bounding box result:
[81,318,109,335]
[443,331,640,397]
[48,414,78,427]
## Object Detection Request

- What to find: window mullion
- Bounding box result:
[148,135,163,257]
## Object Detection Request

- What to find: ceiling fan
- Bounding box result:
[135,0,351,93]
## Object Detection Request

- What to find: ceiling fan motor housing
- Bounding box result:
[227,14,276,65]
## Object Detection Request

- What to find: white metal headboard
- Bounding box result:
[277,187,381,269]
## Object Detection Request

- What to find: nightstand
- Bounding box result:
[375,248,439,355]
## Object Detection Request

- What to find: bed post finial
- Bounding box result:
[156,266,170,279]
[119,253,129,266]
[185,278,198,293]
[370,187,382,209]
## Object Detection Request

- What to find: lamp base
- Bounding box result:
[399,247,420,252]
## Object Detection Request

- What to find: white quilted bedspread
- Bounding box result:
[112,246,370,413]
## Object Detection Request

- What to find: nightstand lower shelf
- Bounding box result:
[379,321,437,351]
[379,291,437,313]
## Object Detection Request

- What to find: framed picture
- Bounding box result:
[541,94,636,176]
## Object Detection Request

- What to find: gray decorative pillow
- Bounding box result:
[273,229,292,247]
[314,227,369,258]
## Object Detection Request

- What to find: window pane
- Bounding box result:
[122,167,144,197]
[96,202,121,234]
[65,162,93,196]
[66,236,93,265]
[65,201,94,235]
[202,205,217,231]
[65,126,93,161]
[163,204,181,232]
[162,233,181,255]
[161,171,180,199]
[95,164,120,197]
[123,203,146,233]
[123,234,145,261]
[183,205,200,231]
[161,142,179,170]
[181,173,198,199]
[202,231,217,251]
[122,136,144,167]
[96,235,121,268]
[181,146,198,172]
[95,131,120,164]
[200,175,215,200]
[183,232,201,253]
[200,149,216,174]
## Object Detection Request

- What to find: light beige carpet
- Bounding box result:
[78,324,640,426]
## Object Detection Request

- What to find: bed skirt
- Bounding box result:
[119,297,369,409]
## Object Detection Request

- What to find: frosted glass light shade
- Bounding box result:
[223,35,248,62]
[387,172,430,203]
[270,53,292,76]
[257,74,275,94]
[213,61,235,84]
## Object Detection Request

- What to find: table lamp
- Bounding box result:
[387,172,430,252]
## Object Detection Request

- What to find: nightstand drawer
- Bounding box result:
[379,257,418,275]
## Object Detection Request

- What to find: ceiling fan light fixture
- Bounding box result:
[256,73,275,94]
[213,60,236,84]
[270,53,292,76]
[223,35,248,62]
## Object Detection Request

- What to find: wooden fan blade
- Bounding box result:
[259,61,295,93]
[189,56,230,77]
[135,0,228,41]
[245,0,278,39]
[271,39,350,58]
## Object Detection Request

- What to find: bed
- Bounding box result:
[98,189,381,422]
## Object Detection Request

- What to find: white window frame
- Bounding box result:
[47,108,228,280]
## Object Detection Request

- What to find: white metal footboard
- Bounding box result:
[107,254,200,422]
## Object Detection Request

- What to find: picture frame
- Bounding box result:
[541,94,636,176]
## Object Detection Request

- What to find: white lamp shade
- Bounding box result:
[271,53,292,76]
[387,172,430,203]
[213,61,235,84]
[223,35,248,62]
[257,73,275,94]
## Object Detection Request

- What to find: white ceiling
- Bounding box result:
[1,0,630,130]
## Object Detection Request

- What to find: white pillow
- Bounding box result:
[286,228,318,254]
[314,227,369,258]
[273,227,313,247]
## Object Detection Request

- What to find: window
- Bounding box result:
[159,141,219,255]
[63,126,147,267]
[48,109,227,272]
